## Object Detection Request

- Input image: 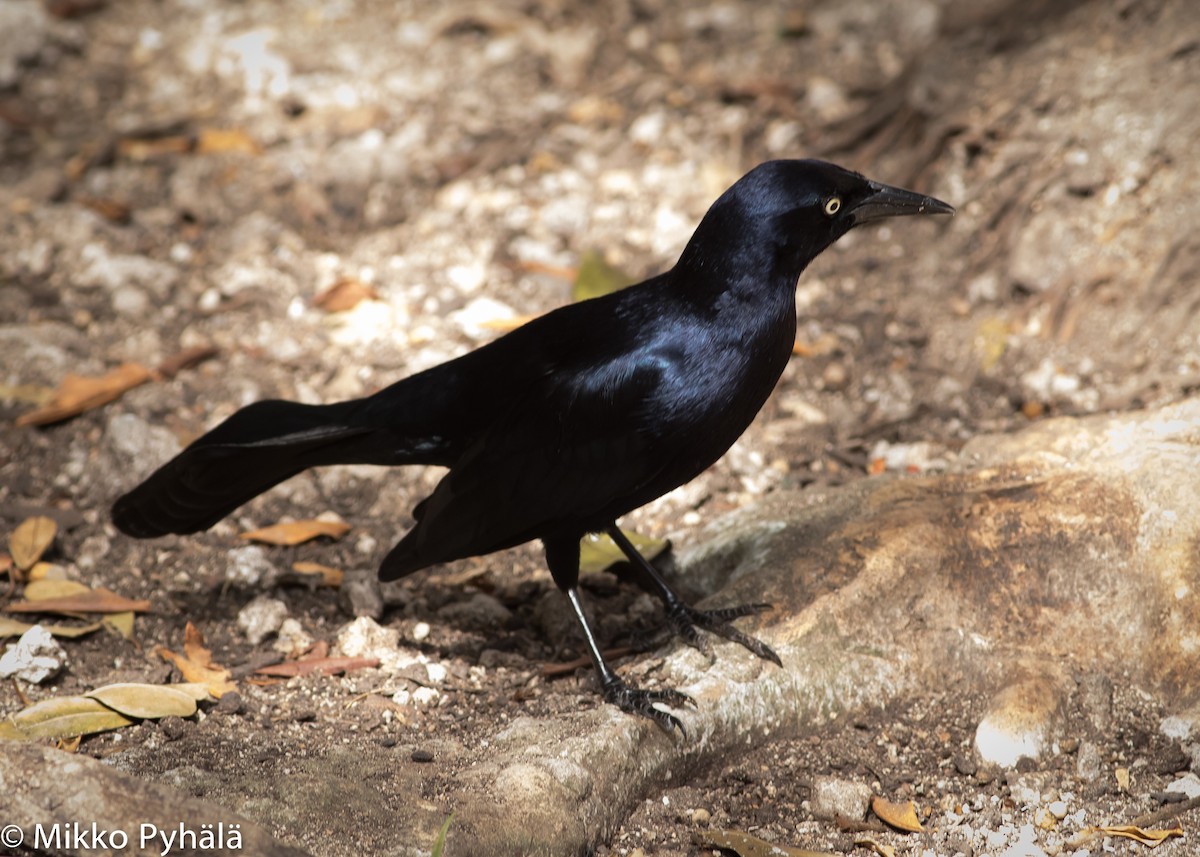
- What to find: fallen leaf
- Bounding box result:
[0,616,103,639]
[156,344,219,379]
[312,277,381,313]
[6,585,152,615]
[478,313,538,332]
[78,194,132,224]
[572,249,634,302]
[156,622,236,698]
[871,796,924,833]
[695,828,838,857]
[86,682,199,719]
[196,127,263,156]
[854,838,897,857]
[117,135,192,161]
[16,362,154,427]
[22,578,89,599]
[1093,824,1183,848]
[103,611,137,639]
[253,656,379,678]
[0,696,134,741]
[578,529,669,576]
[240,518,351,546]
[291,561,345,588]
[0,382,54,405]
[10,516,56,570]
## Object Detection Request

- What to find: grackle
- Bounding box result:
[113,160,953,734]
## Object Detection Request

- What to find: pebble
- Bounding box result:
[224,545,280,588]
[0,625,68,683]
[236,595,289,645]
[809,775,872,821]
[975,675,1067,768]
[436,592,513,631]
[338,567,384,619]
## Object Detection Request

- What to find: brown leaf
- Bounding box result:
[253,656,379,678]
[78,194,132,224]
[6,586,151,615]
[1093,824,1183,847]
[10,515,56,570]
[117,135,193,161]
[196,127,263,156]
[478,313,539,332]
[240,518,351,546]
[853,838,897,857]
[290,561,345,588]
[871,796,924,833]
[312,277,381,313]
[156,622,237,698]
[156,344,219,379]
[16,362,154,427]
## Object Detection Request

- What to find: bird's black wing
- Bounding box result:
[378,346,684,580]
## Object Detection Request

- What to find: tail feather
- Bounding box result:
[112,399,384,538]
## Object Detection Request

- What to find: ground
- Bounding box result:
[2,0,1199,855]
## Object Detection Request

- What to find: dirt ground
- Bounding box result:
[2,0,1199,855]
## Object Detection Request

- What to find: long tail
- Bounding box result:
[111,398,401,538]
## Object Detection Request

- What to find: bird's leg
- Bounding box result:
[605,525,783,667]
[564,587,691,736]
[544,536,690,735]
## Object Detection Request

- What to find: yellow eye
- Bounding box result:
[824,196,842,216]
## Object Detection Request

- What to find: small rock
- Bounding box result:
[411,748,434,763]
[225,545,280,588]
[339,567,383,620]
[237,595,288,645]
[215,692,243,715]
[1164,772,1200,799]
[690,808,711,826]
[809,775,872,821]
[159,716,189,740]
[411,621,431,642]
[273,618,313,655]
[437,592,512,631]
[999,824,1047,857]
[975,675,1067,768]
[0,625,67,683]
[0,0,49,88]
[1076,740,1103,782]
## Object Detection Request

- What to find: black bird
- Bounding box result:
[113,160,953,733]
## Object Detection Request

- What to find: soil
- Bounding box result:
[2,0,1198,855]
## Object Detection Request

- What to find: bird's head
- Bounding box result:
[679,159,954,284]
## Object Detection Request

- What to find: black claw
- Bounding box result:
[667,601,781,666]
[603,679,690,736]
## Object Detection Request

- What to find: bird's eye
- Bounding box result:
[824,196,842,216]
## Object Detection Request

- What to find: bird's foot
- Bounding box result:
[602,676,693,737]
[667,601,783,666]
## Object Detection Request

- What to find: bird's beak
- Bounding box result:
[850,180,955,225]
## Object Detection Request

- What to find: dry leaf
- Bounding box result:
[6,586,152,615]
[578,529,669,576]
[86,683,199,719]
[871,796,924,833]
[196,127,263,155]
[156,622,236,698]
[1093,824,1183,848]
[312,277,381,313]
[103,611,137,639]
[0,695,134,741]
[478,313,538,331]
[240,518,351,546]
[291,561,344,588]
[253,656,379,678]
[695,828,837,857]
[22,578,89,599]
[854,838,896,857]
[0,616,103,639]
[16,362,154,426]
[10,516,56,570]
[156,344,219,379]
[117,135,192,160]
